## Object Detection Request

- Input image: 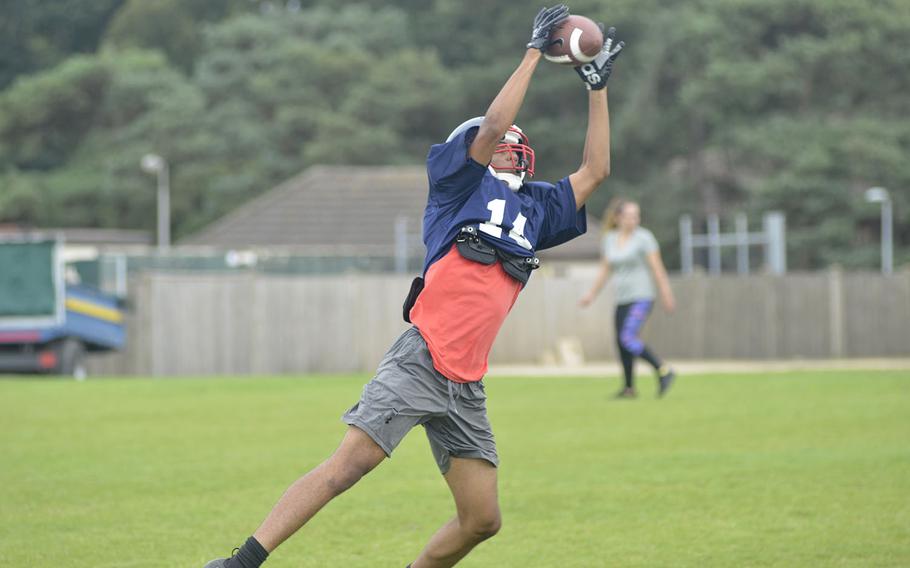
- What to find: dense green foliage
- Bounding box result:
[1,0,908,269]
[1,371,908,566]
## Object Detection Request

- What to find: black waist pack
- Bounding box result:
[455,226,539,286]
[402,276,424,323]
[401,227,541,323]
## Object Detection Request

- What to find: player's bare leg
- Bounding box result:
[410,457,501,568]
[253,426,387,551]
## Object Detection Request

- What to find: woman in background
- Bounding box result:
[579,198,676,398]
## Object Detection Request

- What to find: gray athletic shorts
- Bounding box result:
[342,327,498,474]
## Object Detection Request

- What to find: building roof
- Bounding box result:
[0,226,151,246]
[182,165,601,260]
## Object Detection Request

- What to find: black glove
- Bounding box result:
[527,5,570,51]
[574,25,625,90]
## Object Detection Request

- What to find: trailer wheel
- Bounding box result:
[58,339,87,380]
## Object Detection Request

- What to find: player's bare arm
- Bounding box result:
[570,89,611,209]
[469,50,542,165]
[569,26,625,209]
[469,5,569,165]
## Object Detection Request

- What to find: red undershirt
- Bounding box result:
[409,245,522,383]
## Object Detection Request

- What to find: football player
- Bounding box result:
[203,5,624,568]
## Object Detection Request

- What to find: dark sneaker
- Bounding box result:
[613,387,637,399]
[658,369,676,398]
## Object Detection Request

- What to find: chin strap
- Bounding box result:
[489,167,524,191]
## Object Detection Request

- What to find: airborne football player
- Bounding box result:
[203,5,624,568]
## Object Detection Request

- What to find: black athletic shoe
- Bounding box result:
[613,387,637,399]
[658,369,676,398]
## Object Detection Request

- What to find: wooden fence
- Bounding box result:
[88,269,910,376]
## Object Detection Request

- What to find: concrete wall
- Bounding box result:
[88,269,910,376]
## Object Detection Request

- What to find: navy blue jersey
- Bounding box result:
[422,127,587,274]
[423,128,587,273]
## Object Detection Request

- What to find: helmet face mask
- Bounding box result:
[489,126,535,191]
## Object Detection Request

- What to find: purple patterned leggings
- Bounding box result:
[614,300,663,388]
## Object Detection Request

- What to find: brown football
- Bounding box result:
[544,14,604,65]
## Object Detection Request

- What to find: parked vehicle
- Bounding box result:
[0,236,125,378]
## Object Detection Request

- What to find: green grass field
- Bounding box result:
[1,370,908,567]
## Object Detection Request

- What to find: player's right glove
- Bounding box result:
[527,5,570,51]
[575,25,625,90]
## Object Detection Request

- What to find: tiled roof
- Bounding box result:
[182,165,601,260]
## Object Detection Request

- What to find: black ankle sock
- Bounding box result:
[226,536,269,568]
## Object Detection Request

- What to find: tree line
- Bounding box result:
[1,0,908,269]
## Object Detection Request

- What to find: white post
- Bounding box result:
[141,154,170,252]
[827,267,845,358]
[865,187,893,275]
[882,199,893,275]
[114,254,128,298]
[394,215,409,274]
[157,162,170,251]
[707,214,721,275]
[735,213,749,275]
[763,212,787,275]
[679,215,693,275]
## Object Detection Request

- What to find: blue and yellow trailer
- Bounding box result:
[0,237,125,378]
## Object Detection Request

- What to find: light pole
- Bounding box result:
[141,154,170,251]
[864,187,892,275]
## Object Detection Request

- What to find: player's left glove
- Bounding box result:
[527,5,570,51]
[575,25,625,90]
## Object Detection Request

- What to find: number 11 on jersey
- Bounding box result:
[479,199,532,250]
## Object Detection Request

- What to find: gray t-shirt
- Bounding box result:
[603,227,659,304]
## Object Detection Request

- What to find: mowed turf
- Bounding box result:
[1,370,908,567]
